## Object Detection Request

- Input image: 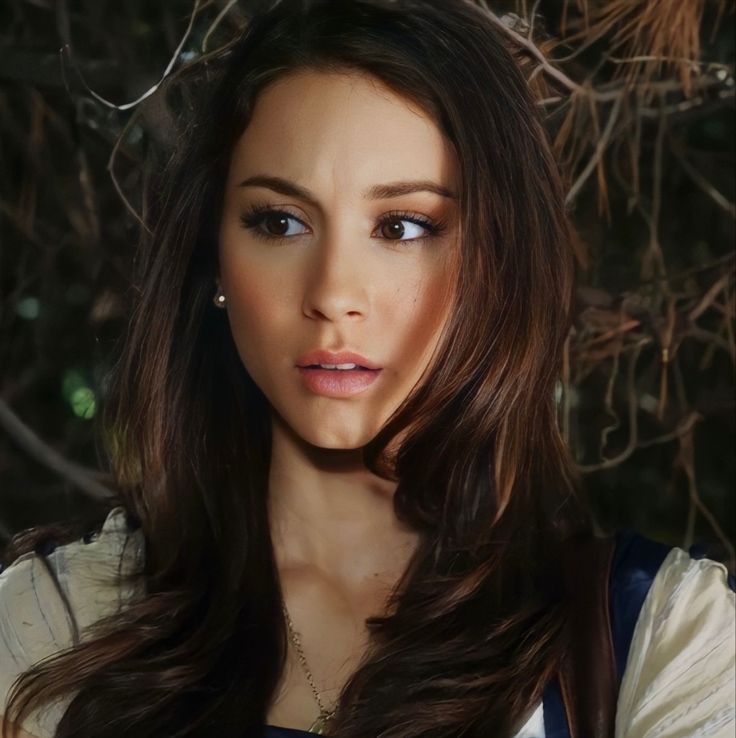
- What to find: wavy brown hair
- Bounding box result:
[2,0,595,736]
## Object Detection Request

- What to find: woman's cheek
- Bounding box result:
[221,273,279,371]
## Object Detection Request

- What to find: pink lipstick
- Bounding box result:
[296,348,383,397]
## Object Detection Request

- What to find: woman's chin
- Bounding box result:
[301,428,373,452]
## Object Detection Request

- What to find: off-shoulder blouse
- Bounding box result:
[1,507,734,737]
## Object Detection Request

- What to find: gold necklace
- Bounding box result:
[281,599,337,734]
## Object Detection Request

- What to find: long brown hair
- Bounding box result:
[2,1,594,736]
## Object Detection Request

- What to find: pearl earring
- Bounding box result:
[213,286,227,308]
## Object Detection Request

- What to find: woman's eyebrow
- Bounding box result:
[236,175,457,203]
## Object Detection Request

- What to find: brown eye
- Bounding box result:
[376,213,439,242]
[380,217,407,240]
[239,207,309,240]
[261,213,291,236]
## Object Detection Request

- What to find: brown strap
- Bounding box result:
[558,534,618,738]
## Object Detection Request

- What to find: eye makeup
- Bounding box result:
[238,199,449,244]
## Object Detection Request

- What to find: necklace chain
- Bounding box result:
[280,599,337,731]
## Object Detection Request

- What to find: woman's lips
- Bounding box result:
[297,367,382,397]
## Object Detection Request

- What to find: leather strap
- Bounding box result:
[558,534,618,738]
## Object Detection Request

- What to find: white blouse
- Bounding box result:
[0,507,734,737]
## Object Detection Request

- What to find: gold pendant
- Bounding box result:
[308,712,333,734]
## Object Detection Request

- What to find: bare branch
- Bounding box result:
[59,0,203,112]
[0,397,114,502]
[565,93,623,206]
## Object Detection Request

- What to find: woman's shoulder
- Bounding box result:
[614,532,735,738]
[0,505,145,632]
[0,506,145,722]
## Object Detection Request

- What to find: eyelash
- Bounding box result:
[238,201,447,244]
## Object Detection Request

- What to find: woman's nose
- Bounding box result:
[300,229,371,323]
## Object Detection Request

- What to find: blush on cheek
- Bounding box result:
[222,266,281,327]
[404,279,454,371]
[221,279,293,379]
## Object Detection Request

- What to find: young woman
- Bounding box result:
[1,1,734,737]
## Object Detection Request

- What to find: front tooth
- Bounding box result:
[319,363,357,370]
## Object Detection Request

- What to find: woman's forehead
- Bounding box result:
[226,69,459,198]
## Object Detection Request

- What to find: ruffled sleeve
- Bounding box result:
[615,546,736,738]
[0,506,144,737]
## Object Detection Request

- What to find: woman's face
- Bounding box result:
[218,69,459,450]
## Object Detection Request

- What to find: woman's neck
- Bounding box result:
[267,424,419,592]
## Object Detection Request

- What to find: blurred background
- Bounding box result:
[0,0,734,569]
